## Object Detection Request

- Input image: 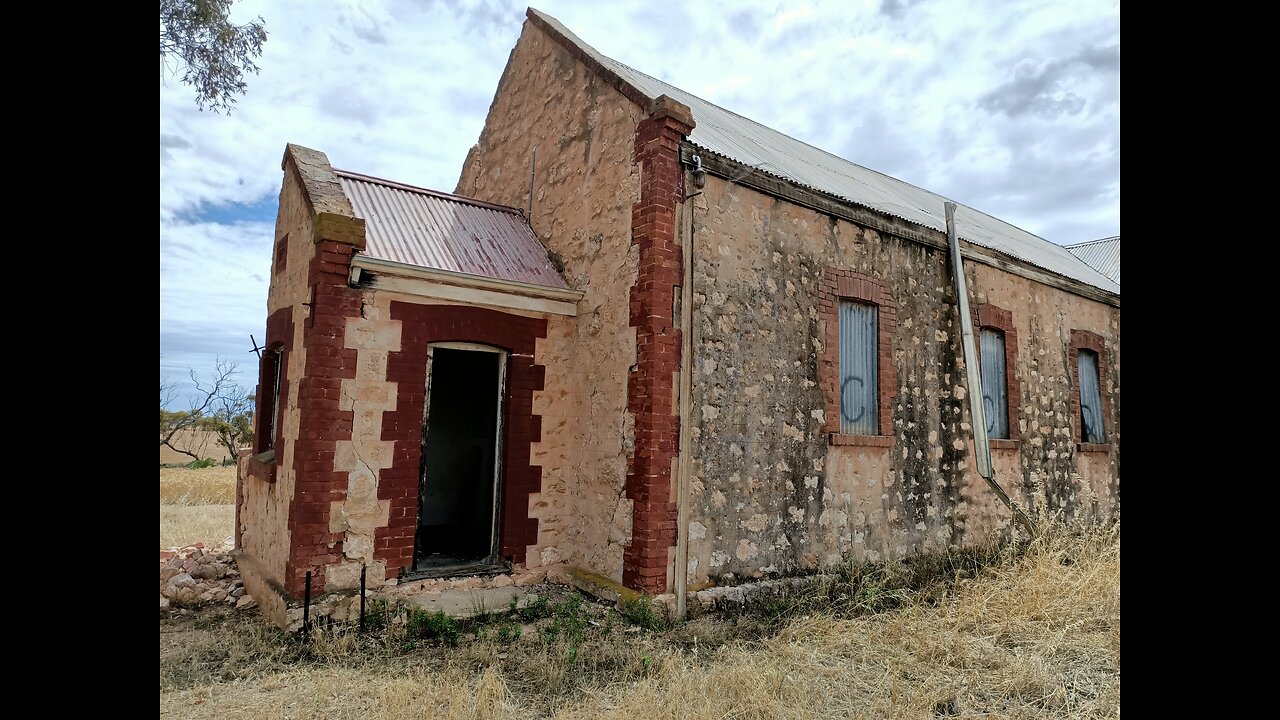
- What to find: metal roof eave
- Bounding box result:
[350,254,584,317]
[683,145,1120,308]
[525,8,1118,298]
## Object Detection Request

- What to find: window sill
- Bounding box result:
[989,439,1021,450]
[829,433,893,447]
[246,449,277,483]
[1077,442,1111,453]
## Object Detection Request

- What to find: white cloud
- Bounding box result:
[160,219,275,401]
[159,0,1119,401]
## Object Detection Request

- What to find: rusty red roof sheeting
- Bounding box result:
[336,169,568,289]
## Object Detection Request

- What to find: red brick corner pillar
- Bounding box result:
[284,237,363,598]
[279,144,368,599]
[624,96,695,594]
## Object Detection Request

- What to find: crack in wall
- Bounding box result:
[324,308,401,590]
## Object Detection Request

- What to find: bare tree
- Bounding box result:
[160,0,268,114]
[160,359,239,462]
[202,384,255,462]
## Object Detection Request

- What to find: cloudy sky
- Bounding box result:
[160,0,1120,405]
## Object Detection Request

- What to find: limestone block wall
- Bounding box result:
[236,159,317,620]
[684,174,1120,585]
[963,265,1120,528]
[456,19,644,582]
[324,304,398,591]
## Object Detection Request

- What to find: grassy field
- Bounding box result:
[160,466,236,549]
[159,522,1120,718]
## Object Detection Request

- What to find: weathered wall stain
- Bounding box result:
[686,174,1120,584]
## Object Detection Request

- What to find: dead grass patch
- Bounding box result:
[160,522,1118,717]
[160,506,235,549]
[160,466,237,505]
[160,466,236,549]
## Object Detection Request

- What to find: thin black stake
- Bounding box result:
[359,564,367,632]
[303,570,312,634]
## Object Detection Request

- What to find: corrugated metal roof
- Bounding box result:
[1066,236,1120,284]
[336,170,568,289]
[530,9,1120,296]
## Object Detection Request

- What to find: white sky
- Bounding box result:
[159,0,1120,404]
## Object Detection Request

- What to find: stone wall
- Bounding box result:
[242,137,595,628]
[456,19,645,583]
[237,145,368,625]
[236,152,317,620]
[684,174,1120,585]
[294,278,565,602]
[374,298,551,578]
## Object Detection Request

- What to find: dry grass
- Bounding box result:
[161,466,236,549]
[159,522,1119,718]
[161,466,237,505]
[161,506,235,549]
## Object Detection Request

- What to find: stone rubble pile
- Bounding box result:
[160,540,256,611]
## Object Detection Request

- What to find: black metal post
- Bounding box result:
[359,564,367,632]
[303,570,312,634]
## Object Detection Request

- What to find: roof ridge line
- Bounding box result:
[1065,236,1121,248]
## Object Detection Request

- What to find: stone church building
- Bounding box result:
[236,9,1119,628]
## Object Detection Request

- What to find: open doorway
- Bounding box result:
[414,343,506,573]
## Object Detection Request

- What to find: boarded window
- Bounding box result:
[267,349,282,448]
[1078,349,1105,443]
[273,234,288,275]
[256,347,284,454]
[979,328,1009,439]
[839,300,878,435]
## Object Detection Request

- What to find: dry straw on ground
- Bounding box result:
[159,522,1119,719]
[160,506,236,549]
[160,466,236,548]
[160,466,237,505]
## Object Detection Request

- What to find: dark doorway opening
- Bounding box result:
[414,345,504,573]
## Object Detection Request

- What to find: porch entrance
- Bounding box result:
[414,343,505,572]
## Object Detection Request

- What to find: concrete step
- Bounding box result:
[405,587,537,618]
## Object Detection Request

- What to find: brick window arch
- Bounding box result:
[820,268,897,446]
[973,304,1021,446]
[1069,329,1111,451]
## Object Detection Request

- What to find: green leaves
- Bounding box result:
[159,0,268,113]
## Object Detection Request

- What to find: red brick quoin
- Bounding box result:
[1068,329,1111,450]
[973,304,1021,444]
[283,240,363,599]
[376,304,547,581]
[819,269,898,442]
[625,100,693,594]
